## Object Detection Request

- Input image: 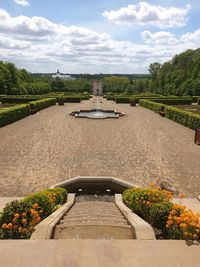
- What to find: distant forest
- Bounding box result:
[0,48,200,96]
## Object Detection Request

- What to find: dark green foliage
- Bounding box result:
[115,97,130,103]
[149,202,173,233]
[139,100,164,113]
[0,104,30,127]
[28,98,56,111]
[165,106,200,130]
[1,95,43,104]
[198,98,200,105]
[149,98,192,105]
[0,188,68,239]
[58,96,81,103]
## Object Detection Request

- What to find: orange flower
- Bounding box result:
[1,223,7,229]
[7,223,13,230]
[179,223,187,229]
[33,203,39,209]
[14,213,20,219]
[179,193,185,198]
[22,212,26,217]
[22,219,27,224]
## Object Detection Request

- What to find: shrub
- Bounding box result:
[1,96,43,104]
[139,99,164,113]
[115,97,130,103]
[149,98,192,105]
[166,204,200,240]
[123,187,172,222]
[198,98,200,105]
[192,96,200,103]
[28,98,56,111]
[58,96,81,103]
[149,202,173,234]
[0,104,30,127]
[0,188,67,239]
[165,106,200,130]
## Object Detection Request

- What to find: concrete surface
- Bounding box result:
[173,198,200,213]
[0,240,199,267]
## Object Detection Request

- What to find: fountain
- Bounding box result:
[70,98,125,119]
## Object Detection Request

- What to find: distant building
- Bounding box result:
[92,80,103,96]
[52,69,74,80]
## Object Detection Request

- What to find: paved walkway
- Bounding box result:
[0,97,199,197]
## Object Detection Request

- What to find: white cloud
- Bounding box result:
[0,8,199,73]
[180,29,200,43]
[103,2,191,29]
[14,0,30,6]
[141,30,178,45]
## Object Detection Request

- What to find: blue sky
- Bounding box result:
[0,0,199,73]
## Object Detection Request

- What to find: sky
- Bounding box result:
[0,0,199,73]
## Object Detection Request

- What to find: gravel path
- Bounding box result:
[0,97,199,197]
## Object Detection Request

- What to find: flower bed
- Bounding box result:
[123,186,200,240]
[0,188,67,239]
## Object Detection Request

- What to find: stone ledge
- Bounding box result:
[30,193,75,240]
[115,194,156,240]
[0,240,199,267]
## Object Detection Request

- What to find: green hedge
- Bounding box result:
[115,97,130,103]
[149,98,192,105]
[28,98,56,111]
[0,104,31,127]
[0,187,67,239]
[1,96,43,104]
[164,106,200,130]
[58,96,81,103]
[198,98,200,105]
[192,96,200,103]
[139,99,164,113]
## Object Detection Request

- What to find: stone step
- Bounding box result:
[62,214,125,220]
[54,224,133,239]
[59,218,127,224]
[65,210,121,216]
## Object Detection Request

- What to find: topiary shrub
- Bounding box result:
[0,104,30,127]
[0,187,68,239]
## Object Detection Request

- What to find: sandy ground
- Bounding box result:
[0,97,199,197]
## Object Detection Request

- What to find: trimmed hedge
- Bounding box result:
[139,99,164,113]
[1,96,43,104]
[198,98,200,105]
[115,97,130,103]
[149,98,192,105]
[0,104,31,127]
[192,96,200,103]
[164,106,200,130]
[58,96,81,103]
[28,98,56,111]
[0,187,67,239]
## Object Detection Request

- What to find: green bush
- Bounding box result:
[0,188,67,239]
[58,96,81,103]
[1,96,43,104]
[149,202,173,234]
[139,99,164,113]
[165,106,200,130]
[192,96,200,103]
[115,97,130,103]
[122,188,172,222]
[198,98,200,105]
[0,104,30,127]
[28,98,56,111]
[149,98,192,105]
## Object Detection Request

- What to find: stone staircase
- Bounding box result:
[54,201,133,239]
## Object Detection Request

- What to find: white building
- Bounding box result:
[52,69,74,80]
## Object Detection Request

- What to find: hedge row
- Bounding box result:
[0,104,31,127]
[58,96,81,103]
[139,99,164,113]
[1,96,43,104]
[198,98,200,105]
[139,99,200,130]
[192,96,200,103]
[164,106,200,130]
[0,187,67,239]
[28,98,56,111]
[149,98,192,105]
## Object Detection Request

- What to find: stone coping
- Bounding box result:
[115,194,156,240]
[31,193,75,240]
[0,240,199,267]
[51,176,137,193]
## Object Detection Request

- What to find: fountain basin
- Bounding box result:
[70,109,125,119]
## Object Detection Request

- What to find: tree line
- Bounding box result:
[0,48,199,96]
